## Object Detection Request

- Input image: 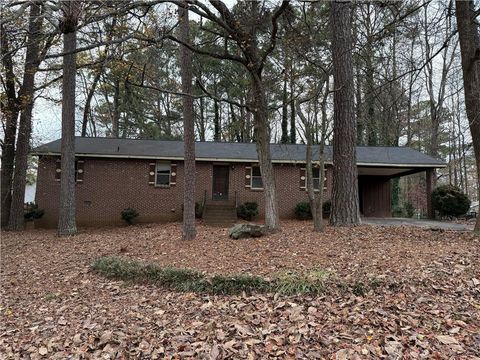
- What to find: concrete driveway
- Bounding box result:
[363,217,474,231]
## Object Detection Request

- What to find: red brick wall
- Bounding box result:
[35,155,332,228]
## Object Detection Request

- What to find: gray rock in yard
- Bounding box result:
[229,223,265,239]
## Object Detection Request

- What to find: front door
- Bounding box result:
[212,165,229,200]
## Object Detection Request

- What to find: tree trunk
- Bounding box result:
[7,2,43,231]
[330,0,361,226]
[213,97,220,141]
[179,4,196,240]
[281,77,289,143]
[251,75,280,232]
[112,79,120,137]
[57,1,80,236]
[0,27,19,228]
[455,0,480,232]
[289,69,296,144]
[81,70,102,137]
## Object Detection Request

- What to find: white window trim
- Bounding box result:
[250,165,264,190]
[155,162,171,187]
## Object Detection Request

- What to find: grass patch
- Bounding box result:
[274,269,329,295]
[92,256,376,296]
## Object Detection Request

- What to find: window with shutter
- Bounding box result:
[55,158,84,182]
[155,162,171,187]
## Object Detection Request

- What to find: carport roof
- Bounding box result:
[34,137,446,168]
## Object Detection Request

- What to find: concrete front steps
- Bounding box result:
[203,200,237,227]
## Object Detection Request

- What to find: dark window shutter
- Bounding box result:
[300,168,306,189]
[55,159,61,181]
[170,163,177,186]
[245,166,252,188]
[76,160,84,183]
[149,162,156,185]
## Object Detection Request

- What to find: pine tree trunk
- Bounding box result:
[455,0,480,232]
[251,75,280,232]
[7,2,43,231]
[330,0,361,226]
[57,2,79,236]
[179,4,196,240]
[0,28,19,228]
[281,78,288,143]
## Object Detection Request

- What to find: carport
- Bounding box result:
[355,146,446,218]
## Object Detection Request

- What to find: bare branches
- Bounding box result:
[260,1,290,70]
[196,80,251,111]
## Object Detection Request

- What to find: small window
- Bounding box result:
[251,166,263,189]
[155,163,170,186]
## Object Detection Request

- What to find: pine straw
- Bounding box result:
[1,221,479,358]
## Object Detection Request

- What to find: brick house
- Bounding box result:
[33,137,445,227]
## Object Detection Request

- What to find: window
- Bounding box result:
[155,163,171,186]
[310,167,326,191]
[251,166,263,189]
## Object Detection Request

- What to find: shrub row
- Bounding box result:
[294,200,331,220]
[92,256,330,295]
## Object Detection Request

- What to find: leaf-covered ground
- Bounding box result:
[1,221,479,359]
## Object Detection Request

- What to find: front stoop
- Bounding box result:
[203,200,237,227]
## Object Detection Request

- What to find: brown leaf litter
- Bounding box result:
[1,220,479,358]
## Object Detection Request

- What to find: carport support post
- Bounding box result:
[426,168,434,219]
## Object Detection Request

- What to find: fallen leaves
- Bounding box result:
[1,221,479,358]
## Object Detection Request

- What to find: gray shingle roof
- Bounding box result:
[34,137,445,167]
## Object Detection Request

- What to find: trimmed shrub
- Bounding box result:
[24,202,44,221]
[295,202,312,220]
[432,185,470,217]
[121,207,139,225]
[237,202,259,221]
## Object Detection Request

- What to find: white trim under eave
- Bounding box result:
[34,152,446,168]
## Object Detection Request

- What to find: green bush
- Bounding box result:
[121,207,139,225]
[432,185,470,217]
[24,202,44,221]
[404,202,415,218]
[392,205,403,217]
[295,202,312,220]
[237,202,259,221]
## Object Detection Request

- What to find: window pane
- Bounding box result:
[312,167,319,178]
[252,166,261,176]
[156,174,170,185]
[252,176,263,189]
[313,178,320,190]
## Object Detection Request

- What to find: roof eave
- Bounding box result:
[33,151,446,168]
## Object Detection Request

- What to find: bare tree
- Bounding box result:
[296,77,330,232]
[7,2,44,230]
[455,0,480,232]
[178,3,196,240]
[330,0,361,226]
[57,0,81,236]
